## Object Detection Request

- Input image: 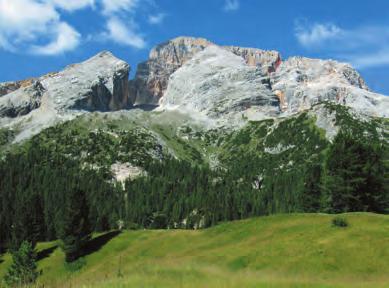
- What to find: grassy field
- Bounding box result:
[1,213,388,288]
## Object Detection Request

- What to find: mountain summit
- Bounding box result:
[0,36,388,140]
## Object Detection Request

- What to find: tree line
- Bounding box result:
[0,122,387,285]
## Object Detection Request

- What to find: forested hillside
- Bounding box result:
[1,103,388,257]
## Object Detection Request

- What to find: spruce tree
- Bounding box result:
[4,241,39,287]
[59,188,92,263]
[322,129,388,213]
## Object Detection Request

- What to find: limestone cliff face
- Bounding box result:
[0,51,130,117]
[1,36,388,142]
[0,51,131,141]
[270,57,388,116]
[130,37,213,105]
[0,81,44,118]
[41,51,130,112]
[160,45,280,122]
[225,46,281,74]
[130,37,282,106]
[0,78,42,97]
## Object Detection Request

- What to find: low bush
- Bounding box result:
[332,217,349,228]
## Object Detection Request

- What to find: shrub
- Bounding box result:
[64,257,86,272]
[4,241,39,287]
[332,217,349,228]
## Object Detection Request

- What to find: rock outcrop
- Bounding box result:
[0,51,131,141]
[0,81,44,117]
[270,57,389,116]
[160,45,280,121]
[130,37,282,106]
[0,51,130,114]
[1,36,388,141]
[130,37,213,105]
[131,36,388,119]
[226,46,281,74]
[40,51,130,112]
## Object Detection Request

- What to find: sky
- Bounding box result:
[1,0,389,95]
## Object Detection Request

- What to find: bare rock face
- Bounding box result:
[0,81,44,117]
[41,51,130,112]
[160,46,280,122]
[0,51,131,141]
[130,37,282,106]
[270,57,389,117]
[0,51,130,115]
[226,46,281,74]
[130,37,213,105]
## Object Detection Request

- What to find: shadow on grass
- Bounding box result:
[37,245,58,261]
[81,231,121,258]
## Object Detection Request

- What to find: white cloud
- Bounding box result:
[31,22,81,55]
[101,0,138,15]
[0,0,83,54]
[346,49,389,69]
[224,0,239,11]
[47,0,94,12]
[0,0,59,47]
[295,21,389,69]
[0,0,155,55]
[148,13,166,25]
[104,17,145,48]
[295,23,342,47]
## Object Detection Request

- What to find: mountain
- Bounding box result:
[0,36,388,143]
[0,37,388,257]
[0,51,130,141]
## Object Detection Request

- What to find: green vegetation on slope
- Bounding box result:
[1,213,389,288]
[1,104,388,255]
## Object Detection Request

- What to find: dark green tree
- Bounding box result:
[4,241,39,287]
[59,188,92,263]
[322,129,388,213]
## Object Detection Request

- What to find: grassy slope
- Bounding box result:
[1,213,388,288]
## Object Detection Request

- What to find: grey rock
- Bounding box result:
[270,57,389,117]
[0,51,131,141]
[160,46,280,122]
[41,51,130,111]
[225,46,281,74]
[130,37,282,106]
[0,81,44,117]
[131,37,213,105]
[0,78,38,97]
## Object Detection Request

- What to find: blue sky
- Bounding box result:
[1,0,389,95]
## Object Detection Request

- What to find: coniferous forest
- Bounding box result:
[0,105,388,263]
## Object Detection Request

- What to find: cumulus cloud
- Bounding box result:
[0,0,160,55]
[47,0,95,12]
[224,0,239,11]
[148,13,166,25]
[98,0,146,49]
[0,0,59,49]
[0,0,76,54]
[104,17,145,48]
[30,22,81,55]
[101,0,138,15]
[295,23,342,47]
[295,21,389,69]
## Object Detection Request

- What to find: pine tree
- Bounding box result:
[4,241,39,287]
[59,188,92,263]
[322,129,388,213]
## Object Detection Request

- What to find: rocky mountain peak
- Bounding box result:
[0,51,131,141]
[149,36,214,64]
[1,36,388,142]
[160,45,280,123]
[129,36,284,105]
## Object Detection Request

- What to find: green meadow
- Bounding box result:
[1,213,388,288]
